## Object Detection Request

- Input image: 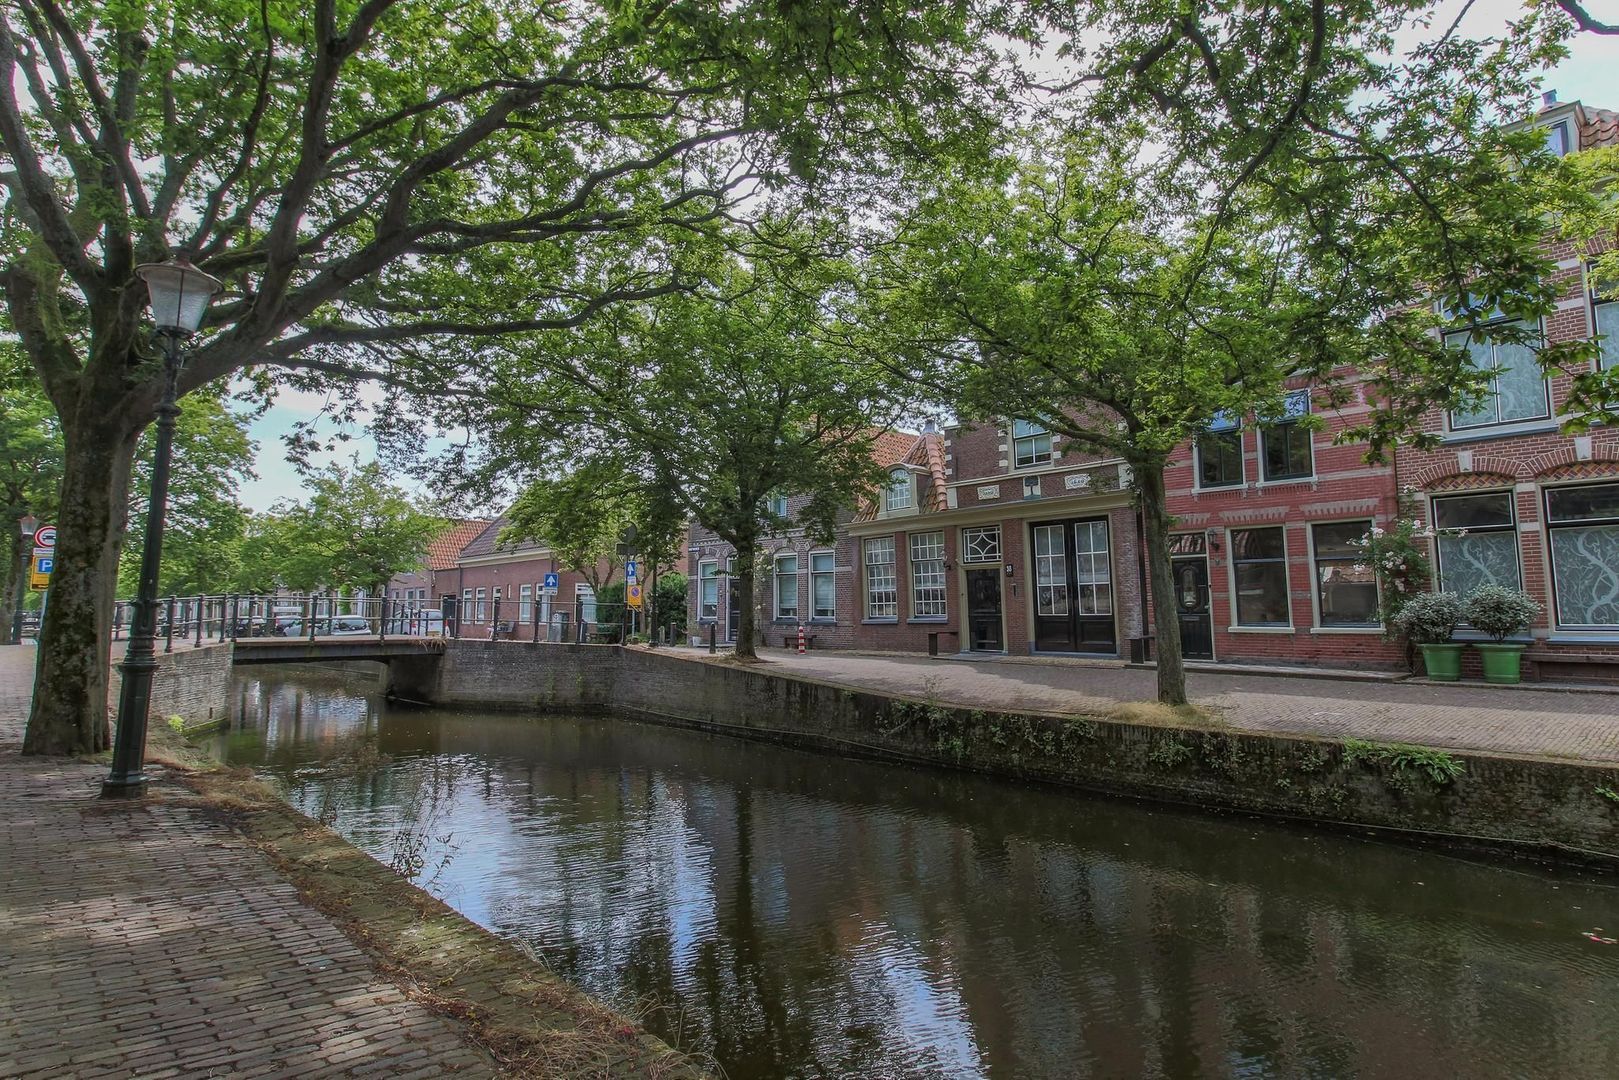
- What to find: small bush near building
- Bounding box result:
[1464,585,1541,643]
[1391,591,1464,644]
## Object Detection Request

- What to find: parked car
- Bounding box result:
[279,615,374,638]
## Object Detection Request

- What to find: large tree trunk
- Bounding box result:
[23,412,140,755]
[1137,461,1187,707]
[1,526,24,645]
[733,543,758,660]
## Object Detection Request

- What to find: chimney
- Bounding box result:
[1543,89,1558,107]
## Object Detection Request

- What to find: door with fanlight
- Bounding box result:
[1030,518,1117,654]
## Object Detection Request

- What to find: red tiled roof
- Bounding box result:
[1582,106,1619,151]
[428,519,494,570]
[872,429,920,468]
[850,429,957,522]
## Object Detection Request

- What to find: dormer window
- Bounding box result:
[1012,420,1052,469]
[1544,119,1572,156]
[883,467,914,512]
[768,494,789,519]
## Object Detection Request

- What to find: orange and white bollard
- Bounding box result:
[797,623,806,654]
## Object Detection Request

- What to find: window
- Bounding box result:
[1433,492,1520,596]
[1231,527,1290,626]
[1312,521,1378,627]
[1545,119,1572,156]
[810,551,836,620]
[1033,524,1068,616]
[1012,420,1052,469]
[1196,411,1243,488]
[910,532,947,618]
[774,553,799,620]
[883,468,913,512]
[462,589,472,620]
[1546,482,1619,629]
[1074,520,1112,614]
[519,584,533,624]
[577,583,597,624]
[698,560,719,620]
[1593,273,1618,370]
[962,526,1001,563]
[1445,320,1549,429]
[864,537,898,618]
[769,494,789,519]
[1260,391,1312,481]
[475,587,487,622]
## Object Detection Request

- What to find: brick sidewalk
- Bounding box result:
[0,644,498,1078]
[731,649,1619,762]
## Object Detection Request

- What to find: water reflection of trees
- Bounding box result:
[224,677,1619,1080]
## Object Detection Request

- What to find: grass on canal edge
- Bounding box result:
[137,722,714,1080]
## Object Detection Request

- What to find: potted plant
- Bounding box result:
[1391,591,1466,681]
[1463,584,1542,684]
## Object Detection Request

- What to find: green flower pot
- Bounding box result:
[1474,642,1527,685]
[1418,643,1464,682]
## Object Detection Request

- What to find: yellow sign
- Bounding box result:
[29,571,49,590]
[626,583,643,609]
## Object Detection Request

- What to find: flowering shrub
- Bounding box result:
[1354,517,1434,635]
[1464,584,1541,643]
[1390,590,1464,644]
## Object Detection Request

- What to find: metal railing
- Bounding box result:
[109,592,687,649]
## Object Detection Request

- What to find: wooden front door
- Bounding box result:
[1030,518,1117,654]
[965,568,1004,651]
[1172,557,1214,660]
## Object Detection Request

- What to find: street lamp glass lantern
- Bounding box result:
[19,514,37,539]
[135,259,223,333]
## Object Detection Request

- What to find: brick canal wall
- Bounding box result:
[108,643,235,733]
[390,642,1619,864]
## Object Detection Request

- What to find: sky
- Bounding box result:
[231,1,1619,514]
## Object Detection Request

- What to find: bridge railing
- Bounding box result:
[111,592,684,650]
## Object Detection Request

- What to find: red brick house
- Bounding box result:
[387,518,491,607]
[451,518,614,640]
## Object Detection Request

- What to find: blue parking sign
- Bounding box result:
[35,556,52,575]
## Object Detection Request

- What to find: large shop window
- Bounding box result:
[1446,321,1549,429]
[910,531,947,618]
[1231,527,1290,626]
[883,468,913,512]
[1312,521,1379,627]
[1547,482,1619,629]
[1033,524,1069,616]
[810,551,836,620]
[774,554,799,620]
[1261,392,1312,481]
[698,560,719,620]
[961,525,1001,563]
[864,537,898,619]
[1196,411,1243,488]
[1013,420,1053,469]
[1433,492,1520,595]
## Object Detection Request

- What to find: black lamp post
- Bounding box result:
[102,258,222,799]
[10,513,36,645]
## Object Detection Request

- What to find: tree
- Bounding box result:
[880,113,1582,705]
[1,0,1005,752]
[485,245,913,659]
[117,390,257,597]
[262,461,443,597]
[0,340,61,635]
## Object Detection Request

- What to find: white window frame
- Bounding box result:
[773,552,799,620]
[769,493,789,519]
[462,588,472,621]
[883,468,914,513]
[1229,526,1292,629]
[909,531,947,619]
[1194,411,1244,490]
[864,537,898,619]
[1545,481,1619,630]
[1432,491,1522,596]
[698,559,719,621]
[1309,520,1380,629]
[1259,391,1313,482]
[1592,268,1618,371]
[1444,317,1550,431]
[961,526,1001,564]
[576,582,596,624]
[809,550,836,621]
[475,587,487,622]
[1012,420,1052,469]
[519,584,533,625]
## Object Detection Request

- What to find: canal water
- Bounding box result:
[214,670,1619,1079]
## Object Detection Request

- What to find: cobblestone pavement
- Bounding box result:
[734,649,1619,762]
[0,643,498,1079]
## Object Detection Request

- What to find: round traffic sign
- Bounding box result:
[33,525,56,549]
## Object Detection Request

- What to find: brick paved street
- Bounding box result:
[729,649,1619,762]
[0,644,498,1078]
